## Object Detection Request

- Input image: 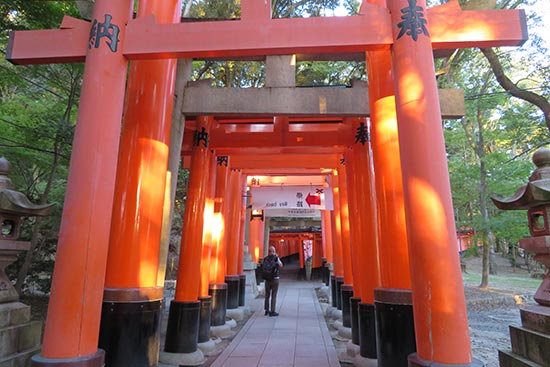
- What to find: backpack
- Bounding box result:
[261,255,279,280]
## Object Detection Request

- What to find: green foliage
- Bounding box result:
[441,0,550,274]
[296,61,366,86]
[1,0,82,294]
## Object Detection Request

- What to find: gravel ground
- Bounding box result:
[462,254,540,367]
[325,253,542,367]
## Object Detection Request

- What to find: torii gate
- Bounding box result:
[7,0,526,367]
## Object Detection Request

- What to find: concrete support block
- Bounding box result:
[159,349,205,367]
[509,325,550,366]
[498,349,539,367]
[0,303,30,329]
[520,304,550,334]
[265,55,296,88]
[0,302,41,367]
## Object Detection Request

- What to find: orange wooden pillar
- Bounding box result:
[321,208,333,284]
[321,210,332,263]
[337,159,355,330]
[368,51,411,289]
[344,144,364,346]
[164,116,213,355]
[350,119,382,359]
[329,172,345,310]
[209,156,230,326]
[367,47,416,366]
[249,214,265,263]
[237,175,248,307]
[338,162,353,286]
[198,150,216,344]
[30,1,133,366]
[225,169,243,309]
[388,0,474,364]
[98,1,181,365]
[343,146,364,299]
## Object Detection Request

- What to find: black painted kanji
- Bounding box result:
[89,14,120,52]
[354,122,369,145]
[217,156,228,166]
[194,127,209,147]
[396,0,429,41]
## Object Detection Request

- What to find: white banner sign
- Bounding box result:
[264,208,321,218]
[251,186,333,210]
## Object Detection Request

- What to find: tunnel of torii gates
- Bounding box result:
[6,0,527,366]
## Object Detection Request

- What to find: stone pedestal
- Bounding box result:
[499,304,550,366]
[519,236,550,306]
[0,242,43,367]
[0,302,42,367]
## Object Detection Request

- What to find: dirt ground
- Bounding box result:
[461,253,540,367]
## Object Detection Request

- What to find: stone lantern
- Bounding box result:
[0,157,54,302]
[491,147,550,366]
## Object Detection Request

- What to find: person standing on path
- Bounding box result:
[263,246,283,316]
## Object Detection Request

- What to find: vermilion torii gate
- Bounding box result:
[7,0,526,367]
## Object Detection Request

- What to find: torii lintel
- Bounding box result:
[6,0,527,65]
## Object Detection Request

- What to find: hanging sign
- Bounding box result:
[264,208,321,218]
[251,186,333,210]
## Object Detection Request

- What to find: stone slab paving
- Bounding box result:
[211,280,340,367]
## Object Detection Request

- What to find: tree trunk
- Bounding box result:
[480,240,489,289]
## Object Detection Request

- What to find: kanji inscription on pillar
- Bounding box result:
[397,0,429,41]
[217,156,228,166]
[194,127,209,147]
[355,122,369,145]
[88,14,120,52]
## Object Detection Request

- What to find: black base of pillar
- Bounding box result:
[408,353,484,367]
[225,275,240,309]
[164,300,200,354]
[350,297,361,345]
[32,350,105,367]
[341,284,353,328]
[238,274,246,307]
[335,276,344,310]
[208,283,227,327]
[98,300,161,367]
[358,302,377,359]
[330,275,337,307]
[198,296,212,343]
[374,288,416,367]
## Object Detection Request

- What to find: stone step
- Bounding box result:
[0,321,42,358]
[0,303,30,328]
[509,325,550,367]
[521,304,550,334]
[0,345,40,367]
[499,349,542,367]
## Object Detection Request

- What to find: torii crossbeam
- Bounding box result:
[7,1,525,64]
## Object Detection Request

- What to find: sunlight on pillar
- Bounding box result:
[409,178,461,313]
[212,212,224,242]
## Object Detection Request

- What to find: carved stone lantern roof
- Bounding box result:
[0,157,54,216]
[491,148,550,210]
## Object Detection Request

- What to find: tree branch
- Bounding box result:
[480,47,550,131]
